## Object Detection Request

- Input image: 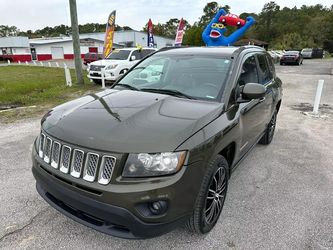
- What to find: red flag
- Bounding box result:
[174,18,186,46]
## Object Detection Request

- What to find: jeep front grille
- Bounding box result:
[51,141,61,169]
[70,149,84,178]
[60,145,71,174]
[83,153,99,182]
[43,137,52,164]
[98,156,116,185]
[38,133,116,185]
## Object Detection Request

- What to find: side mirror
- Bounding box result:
[239,83,266,102]
[130,55,136,61]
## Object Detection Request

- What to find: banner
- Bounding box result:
[174,18,186,47]
[104,10,116,58]
[147,19,154,47]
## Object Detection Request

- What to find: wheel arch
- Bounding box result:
[218,142,236,177]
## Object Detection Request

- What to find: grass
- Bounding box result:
[0,65,100,122]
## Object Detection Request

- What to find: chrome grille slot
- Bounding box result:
[70,149,84,178]
[43,137,52,164]
[51,142,61,169]
[83,153,99,182]
[60,145,71,173]
[39,133,46,158]
[37,133,117,185]
[98,156,116,185]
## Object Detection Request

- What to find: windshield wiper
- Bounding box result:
[115,83,139,91]
[141,88,195,99]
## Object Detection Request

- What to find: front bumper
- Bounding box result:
[33,166,189,239]
[88,71,117,81]
[31,141,205,238]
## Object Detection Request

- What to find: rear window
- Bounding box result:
[302,49,312,52]
[285,51,299,55]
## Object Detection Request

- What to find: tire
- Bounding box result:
[280,62,283,65]
[92,79,102,84]
[186,155,229,234]
[259,110,277,145]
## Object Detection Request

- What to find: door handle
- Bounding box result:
[258,97,265,103]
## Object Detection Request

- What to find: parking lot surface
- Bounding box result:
[0,59,332,249]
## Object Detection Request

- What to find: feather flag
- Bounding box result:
[104,10,116,58]
[147,19,154,47]
[175,18,186,47]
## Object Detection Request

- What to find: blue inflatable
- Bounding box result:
[202,9,255,46]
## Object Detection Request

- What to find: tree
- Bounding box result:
[199,2,230,26]
[0,25,19,37]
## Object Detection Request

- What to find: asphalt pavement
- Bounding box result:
[0,59,332,250]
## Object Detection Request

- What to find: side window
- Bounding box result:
[237,56,259,86]
[257,54,272,84]
[141,49,155,57]
[265,54,275,79]
[131,50,142,61]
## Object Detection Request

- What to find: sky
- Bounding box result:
[0,0,332,32]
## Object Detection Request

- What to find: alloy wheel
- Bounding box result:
[204,166,227,225]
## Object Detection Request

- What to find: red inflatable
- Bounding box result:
[219,13,245,27]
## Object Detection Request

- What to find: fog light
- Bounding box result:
[149,201,167,215]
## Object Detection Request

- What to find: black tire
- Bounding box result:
[259,110,277,145]
[186,155,228,234]
[92,79,102,85]
[280,62,283,65]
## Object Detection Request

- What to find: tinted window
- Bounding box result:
[265,54,275,79]
[237,56,259,86]
[117,55,232,101]
[257,54,271,84]
[142,49,156,57]
[131,50,142,60]
[107,50,131,60]
[284,51,299,55]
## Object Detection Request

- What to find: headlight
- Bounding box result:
[105,64,118,70]
[122,151,186,177]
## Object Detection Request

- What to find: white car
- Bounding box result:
[87,47,157,83]
[301,48,313,59]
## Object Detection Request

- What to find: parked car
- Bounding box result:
[280,51,303,65]
[311,48,324,59]
[32,46,282,239]
[87,47,157,84]
[268,50,280,63]
[301,48,313,59]
[83,53,102,65]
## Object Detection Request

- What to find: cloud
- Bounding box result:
[0,0,331,32]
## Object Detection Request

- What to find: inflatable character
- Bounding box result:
[202,9,255,46]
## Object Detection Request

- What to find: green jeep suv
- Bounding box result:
[32,46,282,239]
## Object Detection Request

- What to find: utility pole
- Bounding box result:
[69,0,84,85]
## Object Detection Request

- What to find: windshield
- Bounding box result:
[114,54,232,101]
[107,50,131,60]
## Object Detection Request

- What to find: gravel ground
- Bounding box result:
[0,59,332,250]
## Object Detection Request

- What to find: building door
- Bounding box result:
[89,47,98,53]
[31,48,37,60]
[51,47,64,59]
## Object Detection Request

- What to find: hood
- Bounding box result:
[42,90,224,153]
[90,59,121,66]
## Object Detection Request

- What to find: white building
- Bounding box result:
[0,30,174,62]
[0,36,32,62]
